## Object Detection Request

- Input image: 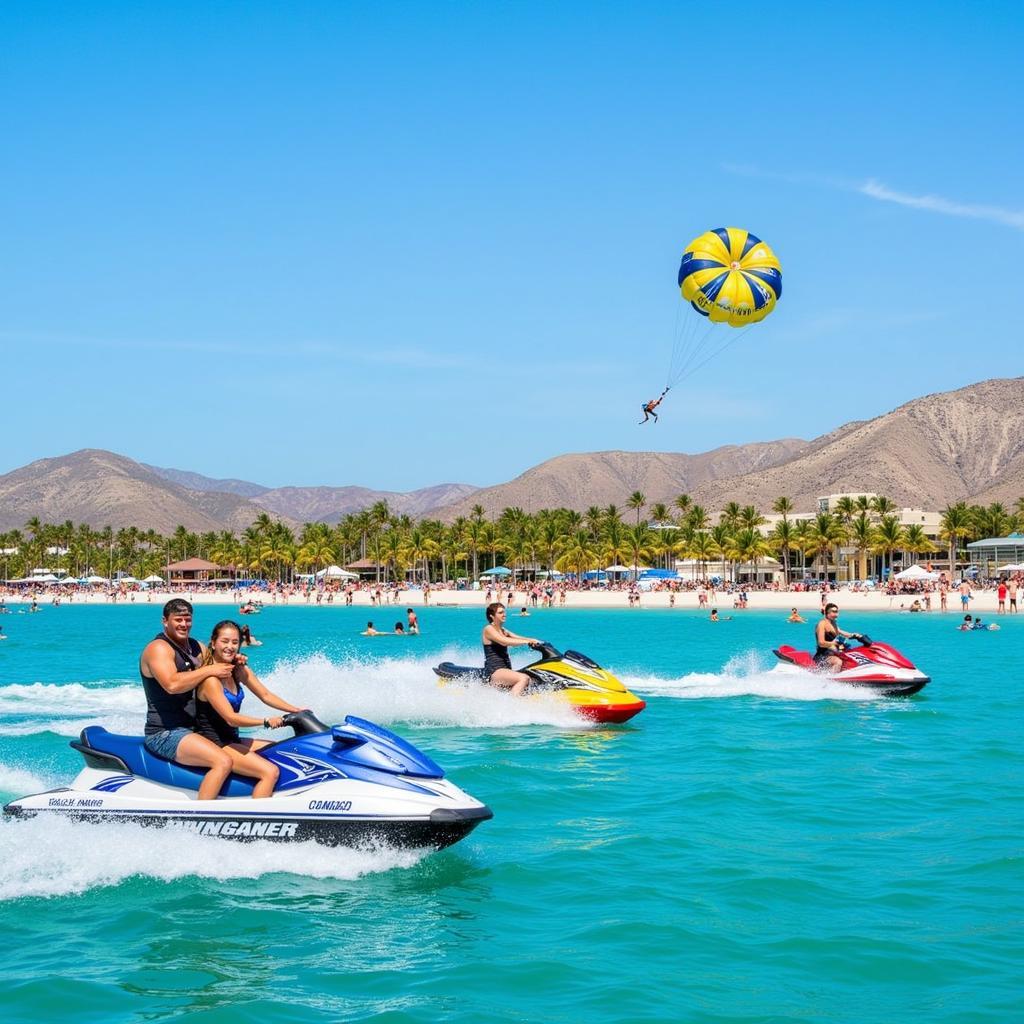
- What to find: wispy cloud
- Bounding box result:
[858,178,1024,230]
[721,163,1024,231]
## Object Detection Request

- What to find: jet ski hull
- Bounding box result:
[434,656,646,724]
[2,715,493,850]
[3,780,492,848]
[773,643,929,697]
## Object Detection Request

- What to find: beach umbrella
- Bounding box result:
[480,566,512,576]
[894,565,939,581]
[142,574,164,583]
[85,575,109,584]
[603,565,633,573]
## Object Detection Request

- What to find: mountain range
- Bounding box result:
[0,377,1021,533]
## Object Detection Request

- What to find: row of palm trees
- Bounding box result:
[2,495,1022,585]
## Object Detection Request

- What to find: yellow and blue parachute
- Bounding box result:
[666,226,781,386]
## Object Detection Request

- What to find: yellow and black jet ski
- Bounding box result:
[433,642,645,724]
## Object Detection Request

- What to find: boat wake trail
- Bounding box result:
[0,652,587,737]
[0,816,428,900]
[264,652,588,729]
[624,651,884,701]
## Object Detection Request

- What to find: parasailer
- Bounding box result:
[641,227,782,423]
[639,387,669,425]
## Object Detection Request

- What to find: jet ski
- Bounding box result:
[433,641,646,723]
[3,711,492,849]
[773,635,929,696]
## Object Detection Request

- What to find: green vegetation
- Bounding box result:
[2,496,1022,584]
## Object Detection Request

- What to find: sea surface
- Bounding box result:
[0,602,1020,1024]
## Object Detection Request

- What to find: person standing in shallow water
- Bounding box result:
[138,599,235,800]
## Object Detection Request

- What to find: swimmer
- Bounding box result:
[787,608,805,623]
[362,621,385,636]
[394,622,406,634]
[518,607,530,616]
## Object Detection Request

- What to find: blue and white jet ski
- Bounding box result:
[3,711,491,849]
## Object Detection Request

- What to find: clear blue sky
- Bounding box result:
[2,2,1021,490]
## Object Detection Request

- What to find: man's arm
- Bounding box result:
[142,640,233,694]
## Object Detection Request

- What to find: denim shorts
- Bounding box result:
[144,727,192,760]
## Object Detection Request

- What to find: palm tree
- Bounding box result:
[674,493,692,525]
[873,514,905,580]
[687,531,718,580]
[555,529,598,578]
[686,505,710,533]
[601,519,630,569]
[720,502,741,531]
[626,523,654,575]
[709,523,733,581]
[738,505,766,531]
[772,496,794,522]
[730,527,773,584]
[805,512,846,581]
[626,491,647,528]
[770,518,796,586]
[902,523,937,569]
[871,495,897,517]
[848,512,877,582]
[939,502,974,578]
[649,502,670,530]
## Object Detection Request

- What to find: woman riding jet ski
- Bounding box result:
[433,643,646,724]
[3,710,492,849]
[773,636,929,696]
[773,603,928,696]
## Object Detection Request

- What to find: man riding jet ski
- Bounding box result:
[433,641,646,724]
[3,711,492,849]
[773,602,928,696]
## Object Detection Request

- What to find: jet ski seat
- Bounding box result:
[73,727,257,797]
[434,662,486,679]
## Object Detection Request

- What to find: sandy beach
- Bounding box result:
[2,586,1006,614]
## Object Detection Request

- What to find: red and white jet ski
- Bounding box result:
[773,636,929,696]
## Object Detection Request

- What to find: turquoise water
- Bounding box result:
[0,603,1020,1023]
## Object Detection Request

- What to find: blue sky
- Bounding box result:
[2,2,1021,490]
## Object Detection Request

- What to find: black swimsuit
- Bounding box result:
[814,624,839,664]
[483,640,512,680]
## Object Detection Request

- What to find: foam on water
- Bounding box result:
[0,762,55,799]
[625,650,885,701]
[0,653,588,734]
[0,816,430,900]
[263,651,588,728]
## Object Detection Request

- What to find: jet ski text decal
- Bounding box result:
[171,820,299,837]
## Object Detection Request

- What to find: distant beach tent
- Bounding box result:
[894,565,940,581]
[143,574,165,584]
[85,575,109,584]
[317,565,358,580]
[603,565,634,574]
[996,563,1024,572]
[639,569,680,580]
[480,566,512,577]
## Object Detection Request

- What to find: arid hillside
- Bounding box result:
[689,377,1024,511]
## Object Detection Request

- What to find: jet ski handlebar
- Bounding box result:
[282,710,331,735]
[528,640,561,659]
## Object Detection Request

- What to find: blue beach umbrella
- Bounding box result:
[481,566,512,577]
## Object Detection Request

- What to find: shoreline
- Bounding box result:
[0,587,1006,614]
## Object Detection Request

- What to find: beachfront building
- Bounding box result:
[966,534,1024,577]
[166,557,222,585]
